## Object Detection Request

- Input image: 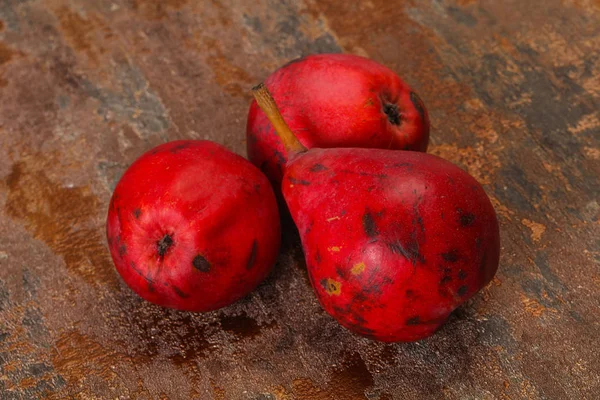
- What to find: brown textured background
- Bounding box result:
[1,0,599,399]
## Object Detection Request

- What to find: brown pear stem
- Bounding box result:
[252,83,307,156]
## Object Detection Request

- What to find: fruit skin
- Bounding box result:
[283,148,499,342]
[247,53,430,186]
[106,140,281,312]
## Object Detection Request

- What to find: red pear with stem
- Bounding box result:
[252,84,499,342]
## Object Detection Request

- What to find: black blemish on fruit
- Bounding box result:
[392,162,413,168]
[310,163,328,172]
[304,220,314,235]
[383,102,401,125]
[351,325,378,340]
[315,248,322,264]
[118,244,127,257]
[172,285,190,298]
[406,316,421,325]
[320,278,340,295]
[273,149,286,164]
[362,211,379,238]
[192,255,211,272]
[479,252,487,271]
[405,289,416,298]
[288,177,311,185]
[253,183,261,194]
[410,92,426,123]
[442,249,459,263]
[459,212,476,227]
[133,208,141,219]
[364,282,383,296]
[458,285,468,297]
[246,240,258,270]
[475,237,482,248]
[440,275,452,284]
[413,209,425,234]
[353,291,368,303]
[387,239,425,265]
[458,270,467,280]
[169,142,189,154]
[157,234,173,257]
[130,262,154,286]
[339,169,387,179]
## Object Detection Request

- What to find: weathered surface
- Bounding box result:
[0,0,598,398]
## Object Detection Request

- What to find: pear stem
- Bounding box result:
[252,83,307,156]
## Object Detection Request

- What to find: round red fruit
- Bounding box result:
[106,140,281,312]
[247,53,430,186]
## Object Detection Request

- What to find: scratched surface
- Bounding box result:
[0,0,599,399]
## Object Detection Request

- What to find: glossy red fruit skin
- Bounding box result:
[283,148,499,342]
[247,53,430,186]
[106,140,281,312]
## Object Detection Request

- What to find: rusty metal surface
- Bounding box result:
[0,0,599,398]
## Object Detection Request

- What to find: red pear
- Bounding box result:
[252,85,499,342]
[247,53,429,187]
[106,140,281,312]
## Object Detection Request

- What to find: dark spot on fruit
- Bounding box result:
[387,239,424,265]
[192,254,211,272]
[459,212,476,227]
[288,177,310,185]
[157,234,173,257]
[310,163,328,172]
[320,278,341,295]
[130,262,154,286]
[475,237,482,248]
[441,212,445,220]
[479,251,488,271]
[405,289,416,298]
[351,326,378,340]
[383,102,401,125]
[353,292,368,302]
[246,240,258,270]
[362,211,379,238]
[172,285,190,298]
[458,270,467,280]
[315,248,322,264]
[440,275,452,284]
[406,316,421,325]
[304,220,314,235]
[442,249,459,263]
[273,149,286,164]
[458,285,468,297]
[410,92,426,123]
[364,282,383,295]
[133,208,141,219]
[391,162,413,169]
[253,183,261,194]
[169,142,189,153]
[118,244,127,257]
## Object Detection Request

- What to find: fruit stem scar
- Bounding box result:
[157,234,173,257]
[383,102,401,125]
[252,83,307,156]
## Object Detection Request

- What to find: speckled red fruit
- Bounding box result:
[247,53,430,186]
[283,149,499,342]
[106,140,281,312]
